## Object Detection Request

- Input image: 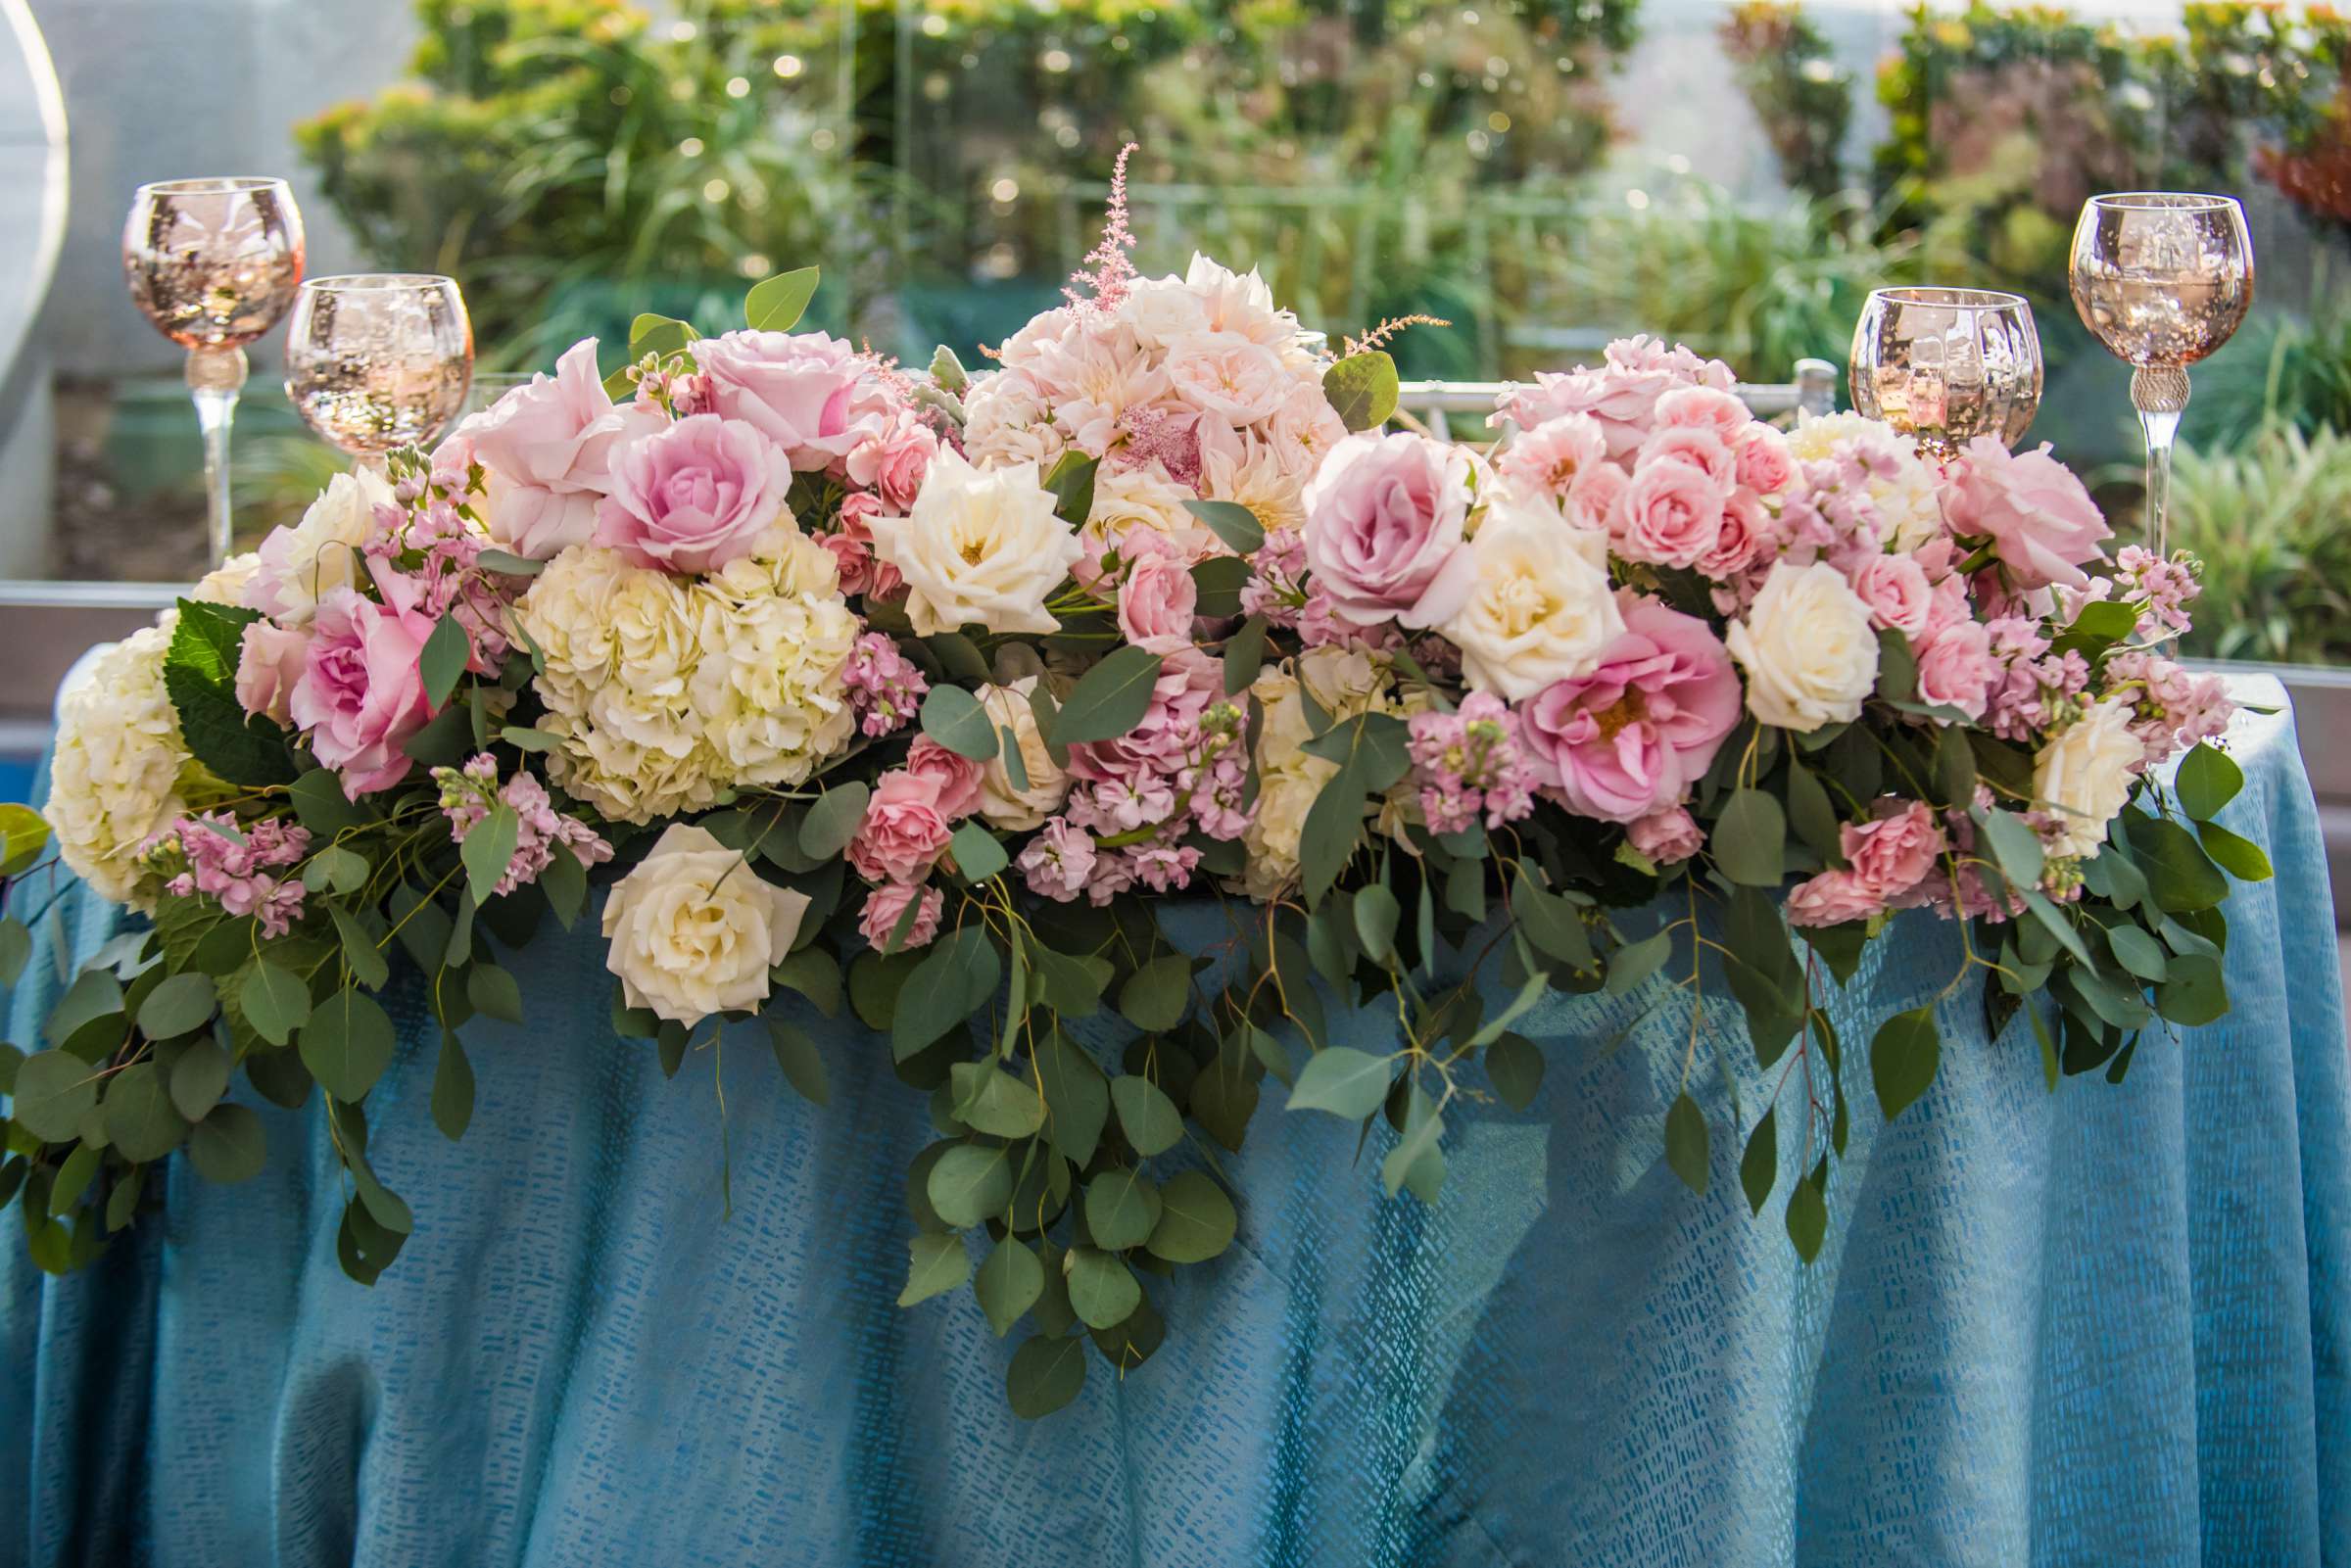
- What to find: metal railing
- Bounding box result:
[1397,361,1841,441]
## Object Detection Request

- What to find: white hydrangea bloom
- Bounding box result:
[46,624,191,906]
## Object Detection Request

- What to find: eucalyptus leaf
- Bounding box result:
[744,265,819,331]
[1182,498,1266,554]
[1663,1091,1709,1195]
[419,614,472,713]
[1050,647,1165,744]
[798,782,871,860]
[11,1051,98,1141]
[432,1029,476,1139]
[927,1142,1014,1229]
[920,685,1000,761]
[1111,1073,1183,1157]
[896,1231,970,1307]
[1082,1167,1163,1251]
[1869,1006,1941,1121]
[1063,1246,1141,1330]
[1485,1032,1544,1112]
[975,1239,1045,1336]
[168,1037,231,1122]
[1117,955,1191,1032]
[136,972,217,1041]
[1285,1047,1394,1119]
[1740,1108,1778,1216]
[1006,1333,1087,1418]
[1714,788,1786,886]
[2175,742,2242,821]
[300,989,397,1102]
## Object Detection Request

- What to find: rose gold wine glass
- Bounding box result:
[2068,193,2254,556]
[1848,287,2043,461]
[121,177,306,564]
[284,274,474,469]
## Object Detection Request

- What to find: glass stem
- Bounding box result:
[186,345,250,568]
[2131,364,2188,560]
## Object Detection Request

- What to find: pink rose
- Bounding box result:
[847,418,937,513]
[1941,436,2112,590]
[1734,425,1799,497]
[1636,425,1737,488]
[1918,571,1974,641]
[859,880,943,951]
[1843,799,1945,904]
[1914,619,1994,720]
[1066,650,1222,785]
[1616,458,1726,569]
[1847,553,1933,636]
[904,736,984,820]
[288,575,437,798]
[234,620,310,726]
[1785,870,1885,927]
[1627,806,1703,865]
[449,338,660,559]
[696,329,875,472]
[1499,369,1665,460]
[1697,489,1767,581]
[1496,414,1608,499]
[1654,385,1752,448]
[1565,462,1629,535]
[1300,430,1475,627]
[594,413,794,575]
[1117,539,1201,655]
[846,770,954,884]
[1518,596,1742,822]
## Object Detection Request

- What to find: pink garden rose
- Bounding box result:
[1734,425,1800,497]
[1785,870,1886,927]
[1518,596,1743,822]
[1914,619,1995,720]
[1654,384,1752,448]
[1116,537,1201,655]
[696,328,878,472]
[904,736,984,820]
[1842,799,1946,904]
[1847,553,1933,636]
[1627,806,1703,864]
[1564,462,1629,536]
[234,620,310,726]
[1300,430,1475,628]
[1697,489,1767,581]
[1636,425,1737,490]
[452,338,657,559]
[859,880,943,952]
[1615,457,1726,569]
[846,770,954,884]
[289,573,438,798]
[594,413,794,575]
[846,417,937,513]
[1496,414,1607,499]
[1941,436,2112,591]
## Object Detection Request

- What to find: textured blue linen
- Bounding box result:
[2,676,2344,1567]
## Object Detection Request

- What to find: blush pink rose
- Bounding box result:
[289,576,437,798]
[1785,870,1885,927]
[848,417,937,513]
[1300,430,1475,627]
[1918,571,1974,641]
[1499,368,1666,460]
[1616,458,1726,569]
[1654,385,1751,448]
[1627,805,1703,864]
[1496,414,1608,499]
[1842,799,1946,903]
[1116,539,1201,655]
[696,328,875,472]
[846,770,954,884]
[1565,462,1629,536]
[1734,425,1800,497]
[1914,619,1994,720]
[859,880,943,951]
[234,620,310,726]
[1636,425,1737,488]
[594,413,794,575]
[1941,436,2112,590]
[904,736,984,820]
[450,338,660,559]
[1847,553,1933,636]
[1697,488,1767,580]
[1518,596,1743,822]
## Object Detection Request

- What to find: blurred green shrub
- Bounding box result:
[2170,422,2351,663]
[1719,1,1855,201]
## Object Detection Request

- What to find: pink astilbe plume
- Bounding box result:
[1343,313,1451,358]
[1066,143,1141,315]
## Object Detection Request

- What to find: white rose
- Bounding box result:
[1437,504,1624,700]
[2033,696,2143,860]
[974,677,1070,830]
[1082,462,1214,564]
[193,549,263,606]
[46,624,190,907]
[1118,274,1211,350]
[601,824,810,1024]
[1241,767,1327,901]
[1297,644,1387,715]
[1725,559,1881,733]
[867,448,1081,636]
[244,466,393,626]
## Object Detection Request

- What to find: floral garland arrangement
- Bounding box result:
[0,164,2268,1419]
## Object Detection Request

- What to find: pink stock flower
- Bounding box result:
[1517,596,1743,822]
[433,754,614,897]
[1941,436,2112,591]
[1407,691,1538,834]
[234,620,310,726]
[696,329,875,472]
[1913,620,1995,720]
[1299,430,1474,628]
[859,880,943,951]
[1847,553,1934,636]
[1615,458,1726,569]
[904,736,984,820]
[594,413,794,575]
[290,574,438,798]
[846,770,955,884]
[1843,800,1946,904]
[1116,537,1201,654]
[1626,806,1703,865]
[449,338,656,559]
[1496,414,1607,499]
[1017,818,1097,902]
[842,632,926,736]
[1785,870,1886,927]
[158,812,311,937]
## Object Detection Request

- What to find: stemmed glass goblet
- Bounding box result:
[1848,287,2043,461]
[284,274,475,469]
[121,177,306,565]
[2067,193,2254,556]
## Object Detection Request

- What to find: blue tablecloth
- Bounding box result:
[4,676,2345,1567]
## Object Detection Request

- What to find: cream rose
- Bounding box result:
[244,467,393,626]
[974,677,1071,830]
[601,824,811,1024]
[2033,696,2142,860]
[1725,559,1881,733]
[1437,505,1623,700]
[867,448,1081,636]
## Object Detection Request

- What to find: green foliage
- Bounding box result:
[1719,1,1855,201]
[2169,425,2351,664]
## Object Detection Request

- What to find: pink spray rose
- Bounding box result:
[594,413,794,575]
[234,620,311,725]
[1627,806,1704,865]
[1785,870,1886,928]
[859,880,943,952]
[696,329,875,472]
[846,417,937,513]
[1565,462,1630,536]
[289,573,438,798]
[903,736,984,820]
[1842,799,1946,904]
[1517,596,1743,823]
[1116,535,1201,655]
[1697,489,1768,581]
[1636,425,1737,490]
[1299,430,1475,628]
[1734,425,1800,497]
[846,770,954,884]
[1913,619,1995,721]
[1847,553,1933,636]
[1615,457,1727,569]
[450,338,657,559]
[1941,436,2112,591]
[1495,414,1608,499]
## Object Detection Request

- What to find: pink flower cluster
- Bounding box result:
[842,632,928,738]
[434,754,614,897]
[846,737,985,951]
[2106,651,2235,766]
[155,813,312,938]
[1407,693,1537,834]
[1784,800,1949,927]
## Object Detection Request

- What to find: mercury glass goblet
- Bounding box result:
[285,274,475,468]
[2067,193,2254,556]
[121,177,306,564]
[1847,287,2043,462]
